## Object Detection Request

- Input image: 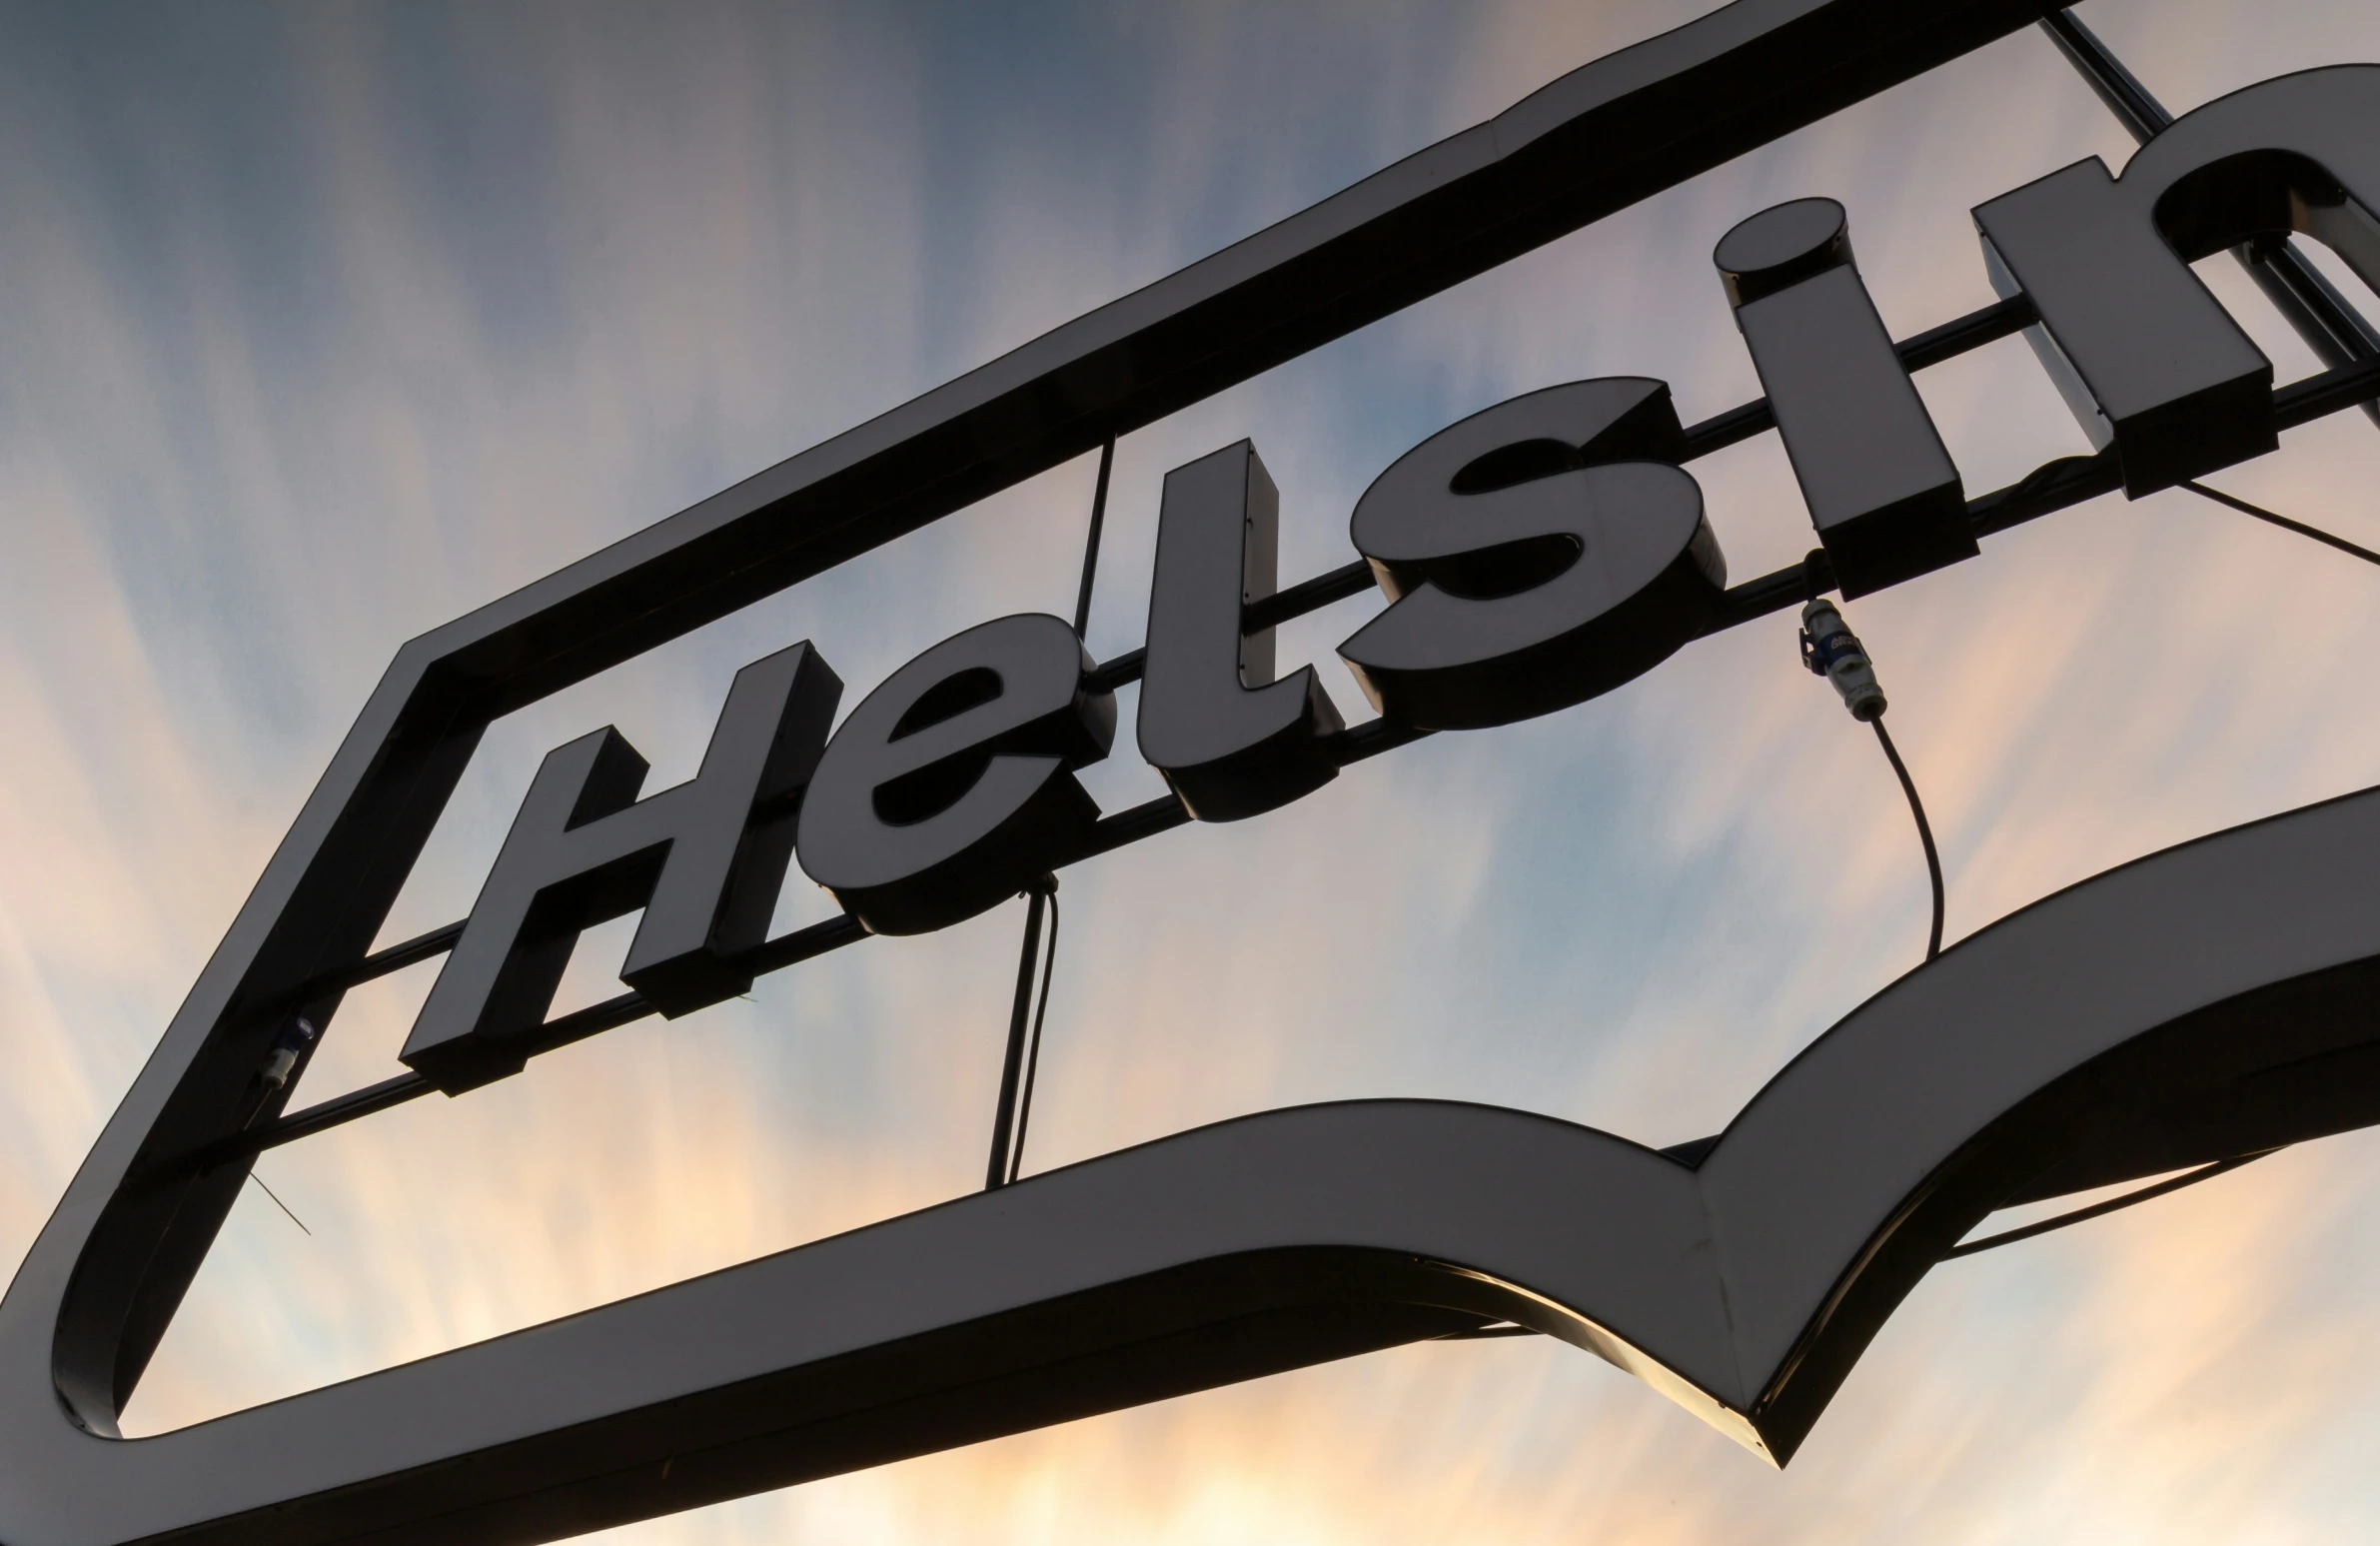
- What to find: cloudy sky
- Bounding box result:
[4,0,2380,1540]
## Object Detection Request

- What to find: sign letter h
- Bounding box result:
[401,642,843,1092]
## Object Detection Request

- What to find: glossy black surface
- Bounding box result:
[796,616,1114,935]
[1974,65,2380,494]
[403,643,841,1092]
[1714,194,1854,304]
[1138,441,1344,820]
[1720,200,1974,596]
[1339,378,1724,730]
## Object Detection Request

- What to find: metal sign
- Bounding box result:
[4,2,2380,1542]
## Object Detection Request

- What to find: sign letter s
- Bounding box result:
[1337,378,1726,731]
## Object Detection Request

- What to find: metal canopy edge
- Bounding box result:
[20,768,2380,1544]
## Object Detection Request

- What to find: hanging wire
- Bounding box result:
[1872,718,1945,961]
[248,1172,312,1235]
[983,881,1049,1191]
[981,437,1115,1189]
[1800,564,1945,962]
[2180,480,2380,569]
[1943,1150,2273,1259]
[1073,438,1116,637]
[1006,889,1060,1185]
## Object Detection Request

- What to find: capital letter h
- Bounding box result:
[402,642,842,1091]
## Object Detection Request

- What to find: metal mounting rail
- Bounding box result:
[201,343,2380,1177]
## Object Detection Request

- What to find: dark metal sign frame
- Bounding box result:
[5,2,2380,1542]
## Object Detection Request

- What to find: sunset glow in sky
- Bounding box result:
[5,1,2380,1540]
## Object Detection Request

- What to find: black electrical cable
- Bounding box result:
[990,440,1113,1186]
[1802,568,1946,963]
[1872,718,1945,961]
[1005,888,1060,1185]
[1073,439,1115,638]
[983,884,1049,1191]
[1943,1150,2274,1259]
[2180,480,2380,570]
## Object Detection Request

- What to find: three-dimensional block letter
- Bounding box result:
[1974,65,2380,497]
[1716,197,1972,598]
[1139,441,1344,820]
[796,615,1114,934]
[1338,377,1724,730]
[403,642,843,1091]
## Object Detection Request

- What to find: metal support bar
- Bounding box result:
[1943,1149,2273,1257]
[292,918,466,1004]
[201,912,871,1170]
[1095,292,2046,698]
[1682,293,2038,459]
[215,1073,436,1162]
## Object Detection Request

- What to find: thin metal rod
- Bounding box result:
[2180,480,2380,569]
[1089,560,1376,693]
[1249,559,1375,634]
[1872,718,1945,960]
[2242,245,2380,379]
[1682,294,2038,459]
[199,351,2380,1173]
[1944,1150,2273,1258]
[247,1173,312,1235]
[734,910,868,974]
[252,833,883,1155]
[985,883,1050,1191]
[1081,789,1194,857]
[209,992,653,1169]
[2040,8,2380,427]
[1085,649,1146,694]
[2277,351,2380,430]
[1073,439,1116,638]
[214,918,869,1166]
[1677,398,1779,461]
[1006,889,1060,1185]
[185,1070,438,1173]
[2036,8,2163,138]
[293,917,467,1003]
[1891,293,2040,373]
[517,989,652,1059]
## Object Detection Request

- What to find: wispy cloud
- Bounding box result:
[2,0,2379,1540]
